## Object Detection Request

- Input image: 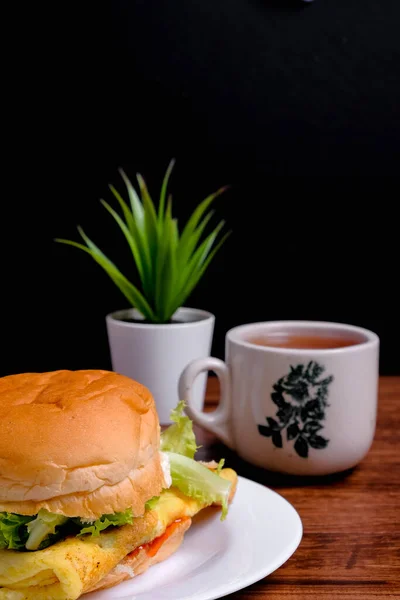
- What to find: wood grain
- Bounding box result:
[194,376,400,599]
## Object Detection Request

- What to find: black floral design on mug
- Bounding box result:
[258,361,333,458]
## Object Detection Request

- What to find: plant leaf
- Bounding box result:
[159,159,175,221]
[176,220,226,298]
[154,197,176,320]
[137,173,159,270]
[107,186,153,298]
[118,168,144,227]
[56,230,156,321]
[100,199,145,282]
[193,219,226,269]
[171,218,179,248]
[117,169,154,297]
[176,209,215,269]
[161,198,179,321]
[178,186,228,259]
[161,208,179,321]
[169,230,231,316]
[108,185,134,230]
[56,170,231,325]
[188,229,231,285]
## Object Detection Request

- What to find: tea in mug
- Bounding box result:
[247,333,362,350]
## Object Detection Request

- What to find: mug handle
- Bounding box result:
[178,357,235,449]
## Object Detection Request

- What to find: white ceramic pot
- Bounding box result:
[106,307,215,424]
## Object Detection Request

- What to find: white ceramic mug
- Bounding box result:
[179,321,380,475]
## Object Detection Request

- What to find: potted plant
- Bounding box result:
[56,160,230,423]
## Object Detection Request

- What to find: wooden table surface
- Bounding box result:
[194,376,400,599]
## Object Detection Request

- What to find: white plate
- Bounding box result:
[85,476,303,600]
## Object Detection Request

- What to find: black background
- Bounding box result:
[1,0,399,377]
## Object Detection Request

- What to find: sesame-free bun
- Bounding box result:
[0,370,166,519]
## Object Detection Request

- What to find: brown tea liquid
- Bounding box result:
[248,333,362,350]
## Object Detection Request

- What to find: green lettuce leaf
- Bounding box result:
[1,507,135,551]
[165,452,231,520]
[77,508,133,537]
[160,400,199,458]
[26,509,68,551]
[144,496,159,511]
[0,513,34,550]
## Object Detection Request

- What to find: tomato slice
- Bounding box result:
[146,517,190,558]
[127,517,190,561]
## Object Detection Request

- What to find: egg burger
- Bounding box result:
[0,370,237,599]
